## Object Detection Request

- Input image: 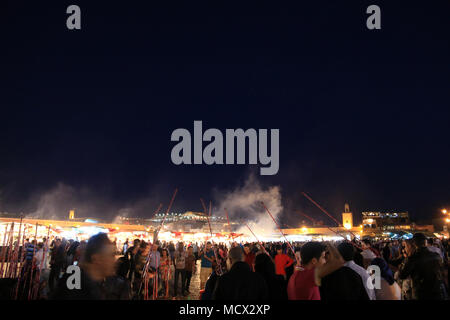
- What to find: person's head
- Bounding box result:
[153,241,160,251]
[206,242,212,250]
[178,242,184,251]
[254,253,275,277]
[161,248,168,258]
[83,233,116,278]
[300,241,327,267]
[362,239,371,249]
[115,256,129,278]
[275,245,282,255]
[227,246,245,269]
[243,243,251,254]
[370,258,394,285]
[426,238,434,246]
[337,242,355,262]
[140,241,150,256]
[187,246,193,255]
[413,233,427,248]
[76,241,87,258]
[133,239,140,247]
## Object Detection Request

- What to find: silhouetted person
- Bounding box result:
[213,246,268,300]
[254,252,287,300]
[52,233,118,300]
[399,233,447,300]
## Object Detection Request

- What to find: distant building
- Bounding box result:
[342,203,353,229]
[149,211,228,232]
[117,216,152,225]
[362,211,410,232]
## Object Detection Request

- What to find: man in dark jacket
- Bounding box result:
[399,233,447,300]
[52,233,118,300]
[213,246,268,300]
[319,266,370,301]
[125,239,140,282]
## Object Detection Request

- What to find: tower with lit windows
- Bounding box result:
[342,203,353,229]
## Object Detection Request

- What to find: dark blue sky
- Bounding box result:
[0,1,449,225]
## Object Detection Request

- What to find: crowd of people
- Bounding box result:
[4,232,449,300]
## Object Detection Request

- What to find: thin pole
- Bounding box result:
[159,188,178,230]
[301,192,358,238]
[224,208,232,234]
[301,192,342,226]
[207,201,223,275]
[244,222,271,258]
[261,202,300,266]
[4,223,15,277]
[200,198,222,275]
[14,232,26,300]
[151,203,164,243]
[140,188,178,297]
[27,223,38,300]
[34,224,51,299]
[297,211,346,240]
[296,211,362,249]
[0,224,9,278]
[9,218,23,278]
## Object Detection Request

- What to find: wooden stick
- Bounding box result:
[261,202,300,266]
[140,189,177,297]
[207,201,214,237]
[33,225,51,299]
[224,208,232,234]
[296,211,362,249]
[301,192,342,226]
[14,232,27,300]
[200,198,223,275]
[9,217,23,278]
[159,188,178,230]
[207,201,223,275]
[27,223,38,300]
[244,222,271,258]
[301,192,358,238]
[151,203,163,243]
[200,198,207,217]
[0,224,9,278]
[4,223,15,277]
[297,211,346,240]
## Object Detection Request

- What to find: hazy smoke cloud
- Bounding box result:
[26,183,162,222]
[214,173,283,239]
[28,183,113,220]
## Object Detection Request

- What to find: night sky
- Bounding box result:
[0,1,449,225]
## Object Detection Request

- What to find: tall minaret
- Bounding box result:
[342,203,353,229]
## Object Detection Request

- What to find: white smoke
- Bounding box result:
[28,183,115,220]
[27,183,162,222]
[29,183,78,219]
[214,173,283,240]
